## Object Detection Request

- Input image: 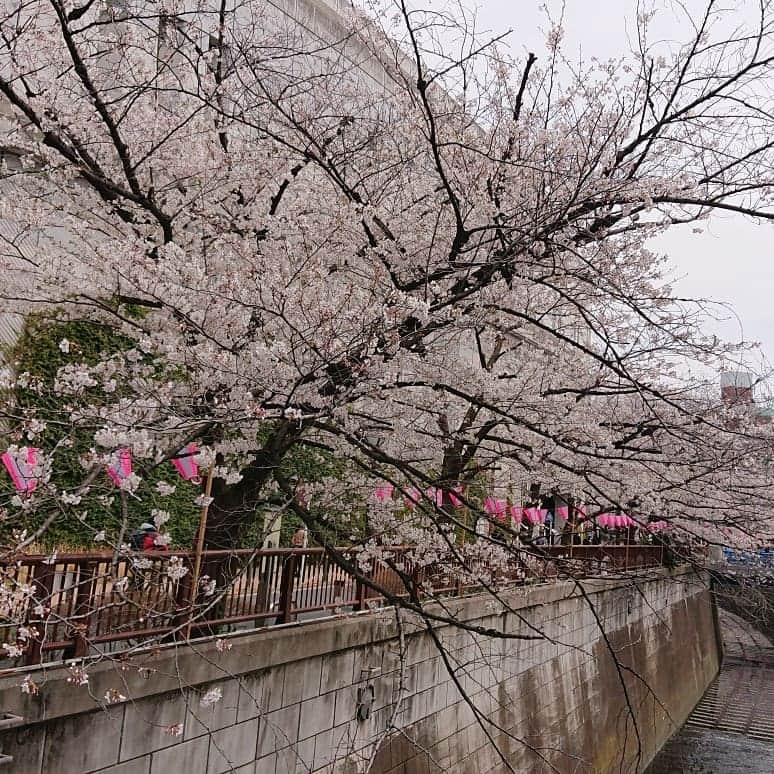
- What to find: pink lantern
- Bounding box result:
[509,505,523,525]
[404,488,420,509]
[448,486,463,507]
[483,497,507,519]
[171,444,199,482]
[539,508,549,523]
[555,505,569,520]
[2,447,38,494]
[106,448,132,487]
[525,507,540,525]
[374,483,393,501]
[598,513,610,528]
[425,487,444,507]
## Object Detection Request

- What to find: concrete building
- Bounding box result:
[720,370,773,424]
[721,371,755,406]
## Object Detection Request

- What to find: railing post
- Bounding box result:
[25,561,56,666]
[256,552,274,616]
[411,564,423,601]
[176,560,193,612]
[276,553,296,624]
[65,560,95,660]
[354,561,368,611]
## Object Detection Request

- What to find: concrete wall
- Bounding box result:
[0,568,719,774]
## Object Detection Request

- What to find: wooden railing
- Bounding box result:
[0,543,664,666]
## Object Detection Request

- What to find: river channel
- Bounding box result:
[647,610,774,774]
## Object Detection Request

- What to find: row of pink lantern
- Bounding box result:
[597,513,636,529]
[373,485,590,526]
[2,444,201,494]
[375,483,463,509]
[370,486,666,531]
[105,444,201,487]
[481,499,583,524]
[485,499,548,525]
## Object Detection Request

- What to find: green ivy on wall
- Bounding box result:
[0,316,201,550]
[1,317,367,551]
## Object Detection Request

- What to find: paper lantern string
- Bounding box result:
[484,497,507,517]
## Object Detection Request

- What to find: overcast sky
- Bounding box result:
[468,0,774,386]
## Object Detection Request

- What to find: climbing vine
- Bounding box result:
[1,318,365,550]
[0,317,201,549]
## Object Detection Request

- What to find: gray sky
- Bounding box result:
[471,1,774,383]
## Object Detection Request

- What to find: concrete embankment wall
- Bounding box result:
[0,568,719,774]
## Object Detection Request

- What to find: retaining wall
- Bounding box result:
[0,568,719,773]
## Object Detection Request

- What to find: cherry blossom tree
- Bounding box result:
[0,3,773,761]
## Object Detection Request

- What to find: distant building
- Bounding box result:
[720,371,772,424]
[721,371,755,405]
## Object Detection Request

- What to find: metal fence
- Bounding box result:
[0,543,664,666]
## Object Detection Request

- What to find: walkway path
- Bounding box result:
[647,610,774,773]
